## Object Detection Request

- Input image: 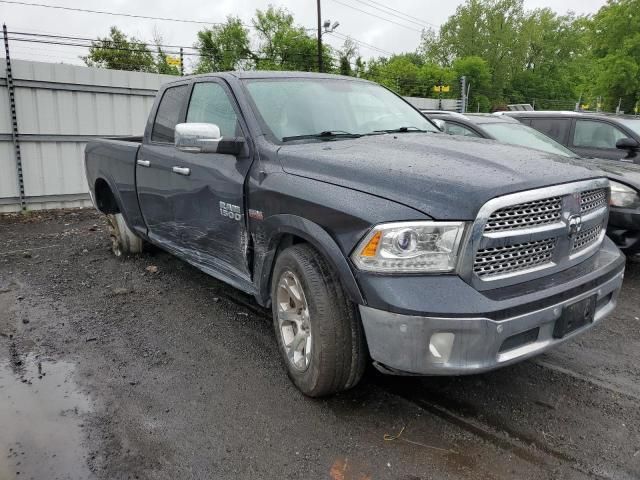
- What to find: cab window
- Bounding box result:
[151,84,189,143]
[186,82,240,137]
[444,122,480,137]
[573,120,627,149]
[530,118,571,144]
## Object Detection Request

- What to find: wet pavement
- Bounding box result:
[0,354,92,480]
[0,209,639,480]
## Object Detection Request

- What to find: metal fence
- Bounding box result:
[0,57,174,213]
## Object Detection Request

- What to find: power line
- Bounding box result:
[328,0,424,33]
[358,0,437,27]
[9,30,199,51]
[6,35,326,64]
[327,31,392,56]
[0,0,251,27]
[343,0,438,29]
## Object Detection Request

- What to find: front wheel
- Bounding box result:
[106,213,144,257]
[271,244,367,397]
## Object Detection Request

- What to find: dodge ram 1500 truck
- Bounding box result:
[85,71,625,397]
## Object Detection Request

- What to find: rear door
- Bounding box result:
[170,79,254,282]
[528,117,572,146]
[137,83,190,244]
[570,119,629,160]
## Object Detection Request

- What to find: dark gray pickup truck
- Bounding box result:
[85,71,625,397]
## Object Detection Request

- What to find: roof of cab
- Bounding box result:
[424,111,518,125]
[163,70,372,85]
[501,110,638,120]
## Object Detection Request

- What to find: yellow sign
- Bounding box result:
[635,103,639,114]
[167,56,181,67]
[432,85,450,93]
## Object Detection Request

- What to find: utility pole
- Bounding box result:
[316,0,323,73]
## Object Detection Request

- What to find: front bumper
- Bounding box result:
[359,241,625,375]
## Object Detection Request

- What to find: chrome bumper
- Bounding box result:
[359,268,623,375]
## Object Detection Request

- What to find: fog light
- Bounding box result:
[429,333,455,363]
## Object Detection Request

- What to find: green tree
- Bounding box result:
[589,0,640,112]
[252,6,333,71]
[83,27,155,72]
[338,37,359,76]
[452,56,491,106]
[194,16,252,73]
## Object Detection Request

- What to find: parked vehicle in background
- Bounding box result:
[85,72,624,397]
[501,111,640,162]
[425,111,640,255]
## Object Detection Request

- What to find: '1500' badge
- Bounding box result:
[220,201,241,221]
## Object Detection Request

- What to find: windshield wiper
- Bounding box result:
[370,126,429,134]
[282,130,362,142]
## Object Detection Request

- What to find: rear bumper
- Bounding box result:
[359,241,625,375]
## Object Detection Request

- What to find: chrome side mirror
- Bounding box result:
[175,123,222,153]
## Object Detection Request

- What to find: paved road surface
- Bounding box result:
[1,210,639,479]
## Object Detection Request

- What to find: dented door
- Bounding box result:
[170,80,254,281]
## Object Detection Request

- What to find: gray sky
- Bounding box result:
[2,0,607,69]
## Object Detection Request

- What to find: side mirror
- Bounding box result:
[175,123,244,156]
[616,137,640,161]
[431,118,446,131]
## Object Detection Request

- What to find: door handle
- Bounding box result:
[172,166,191,176]
[137,159,150,167]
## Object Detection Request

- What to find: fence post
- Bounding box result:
[179,47,184,76]
[3,24,26,211]
[459,75,466,113]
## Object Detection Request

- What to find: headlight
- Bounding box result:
[610,181,640,209]
[351,221,466,273]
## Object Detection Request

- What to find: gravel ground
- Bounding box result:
[1,209,639,480]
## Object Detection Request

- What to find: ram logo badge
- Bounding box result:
[220,201,241,221]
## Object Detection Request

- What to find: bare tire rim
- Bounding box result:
[107,215,123,257]
[276,270,312,372]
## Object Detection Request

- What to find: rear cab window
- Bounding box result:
[529,118,571,145]
[151,84,190,143]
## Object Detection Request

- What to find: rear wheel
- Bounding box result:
[106,213,143,257]
[271,244,367,397]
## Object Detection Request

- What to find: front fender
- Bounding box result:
[254,214,365,307]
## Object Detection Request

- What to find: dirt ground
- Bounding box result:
[1,209,639,480]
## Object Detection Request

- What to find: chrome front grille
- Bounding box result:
[474,238,556,277]
[467,179,610,286]
[580,188,607,215]
[571,224,603,254]
[484,196,562,232]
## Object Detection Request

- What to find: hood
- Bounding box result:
[277,133,604,219]
[581,157,640,191]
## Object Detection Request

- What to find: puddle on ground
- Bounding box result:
[0,352,93,480]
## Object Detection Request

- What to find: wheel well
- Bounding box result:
[94,178,120,214]
[260,234,308,308]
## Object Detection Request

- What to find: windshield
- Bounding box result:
[482,123,578,157]
[618,118,640,136]
[243,78,438,142]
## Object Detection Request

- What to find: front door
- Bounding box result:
[570,119,629,160]
[170,80,254,283]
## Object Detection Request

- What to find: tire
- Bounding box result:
[271,244,367,397]
[106,213,144,257]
